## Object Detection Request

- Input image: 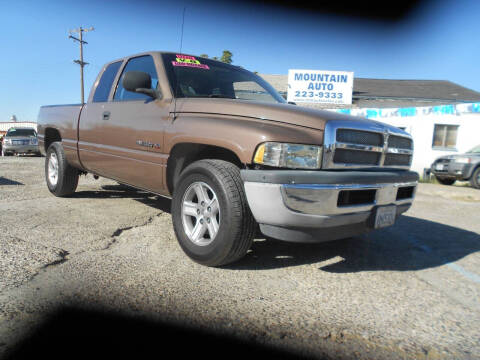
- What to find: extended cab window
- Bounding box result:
[114,55,159,101]
[162,53,285,104]
[93,61,122,102]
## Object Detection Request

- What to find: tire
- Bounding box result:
[470,167,480,189]
[45,142,79,197]
[435,176,455,186]
[171,159,256,267]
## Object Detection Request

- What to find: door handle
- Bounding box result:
[102,111,110,120]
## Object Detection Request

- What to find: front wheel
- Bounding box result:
[45,142,79,197]
[171,159,256,267]
[470,167,480,189]
[435,176,455,185]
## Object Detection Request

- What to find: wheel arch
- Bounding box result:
[44,127,62,153]
[166,142,244,195]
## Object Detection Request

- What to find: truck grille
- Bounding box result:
[323,121,413,169]
[336,129,383,146]
[333,149,381,165]
[384,153,411,166]
[388,135,413,150]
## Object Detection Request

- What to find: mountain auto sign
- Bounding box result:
[287,69,354,105]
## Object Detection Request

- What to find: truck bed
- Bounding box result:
[37,104,83,167]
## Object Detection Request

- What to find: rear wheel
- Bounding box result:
[45,142,79,197]
[470,167,480,189]
[435,176,455,185]
[172,159,256,267]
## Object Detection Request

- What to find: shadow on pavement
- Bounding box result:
[5,307,317,360]
[135,195,172,213]
[74,184,173,213]
[228,215,480,272]
[0,177,24,186]
[72,184,152,199]
[70,186,480,274]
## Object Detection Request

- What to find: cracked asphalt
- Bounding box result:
[1,156,479,359]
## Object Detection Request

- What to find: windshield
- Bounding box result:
[6,128,36,137]
[466,144,480,153]
[162,53,286,104]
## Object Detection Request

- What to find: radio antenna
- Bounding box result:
[179,7,186,54]
[173,7,186,120]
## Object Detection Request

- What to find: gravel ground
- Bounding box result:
[0,156,479,359]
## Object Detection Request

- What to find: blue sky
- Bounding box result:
[0,0,479,122]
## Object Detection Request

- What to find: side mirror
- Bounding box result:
[122,71,162,99]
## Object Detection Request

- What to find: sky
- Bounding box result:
[0,0,479,122]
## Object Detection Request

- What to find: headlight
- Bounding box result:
[455,157,471,164]
[3,139,11,145]
[253,142,322,169]
[30,138,38,145]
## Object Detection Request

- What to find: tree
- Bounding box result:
[202,50,233,63]
[220,50,233,64]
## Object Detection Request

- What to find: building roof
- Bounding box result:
[0,122,37,133]
[259,74,480,109]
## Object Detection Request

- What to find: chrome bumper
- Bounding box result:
[3,144,40,153]
[241,169,418,243]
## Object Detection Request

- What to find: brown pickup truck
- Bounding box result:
[37,51,418,266]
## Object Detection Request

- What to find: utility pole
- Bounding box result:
[69,26,94,104]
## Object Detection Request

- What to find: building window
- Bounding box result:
[432,124,458,149]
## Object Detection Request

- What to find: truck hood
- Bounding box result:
[172,98,404,133]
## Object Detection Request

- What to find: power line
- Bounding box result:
[69,26,94,104]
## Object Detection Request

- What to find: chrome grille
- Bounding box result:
[323,120,413,169]
[384,153,411,166]
[336,129,383,146]
[12,139,29,145]
[388,135,412,150]
[333,149,381,165]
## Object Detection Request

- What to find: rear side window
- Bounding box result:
[93,61,122,102]
[114,55,159,101]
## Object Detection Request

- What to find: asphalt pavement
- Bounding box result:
[0,156,479,360]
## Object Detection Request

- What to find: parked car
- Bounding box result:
[37,51,418,266]
[430,144,480,188]
[1,127,41,156]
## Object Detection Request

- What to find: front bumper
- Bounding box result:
[430,161,473,180]
[3,144,40,154]
[241,169,418,243]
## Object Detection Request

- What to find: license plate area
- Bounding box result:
[373,205,396,229]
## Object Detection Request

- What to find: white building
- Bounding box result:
[261,75,480,176]
[0,115,37,136]
[0,121,37,136]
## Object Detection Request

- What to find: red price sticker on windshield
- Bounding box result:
[172,55,210,69]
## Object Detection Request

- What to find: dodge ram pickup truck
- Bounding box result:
[37,51,418,266]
